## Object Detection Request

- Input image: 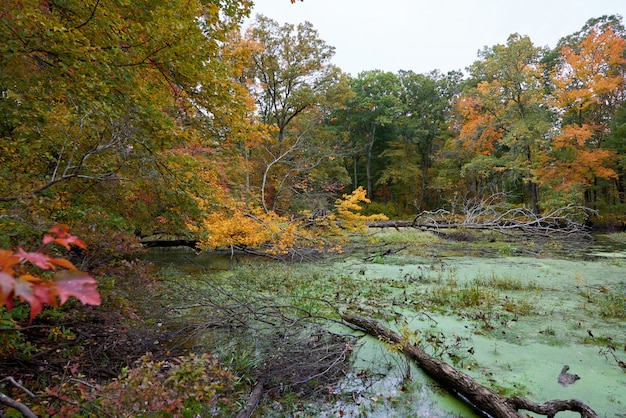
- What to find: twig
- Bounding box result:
[0,377,37,418]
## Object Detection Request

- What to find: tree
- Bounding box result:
[378,70,459,212]
[342,70,402,200]
[456,34,552,213]
[605,103,626,204]
[246,15,343,142]
[542,14,625,74]
[546,24,626,207]
[0,0,253,241]
[243,15,351,213]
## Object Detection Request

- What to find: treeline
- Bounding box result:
[1,2,625,251]
[336,16,626,221]
[247,14,626,225]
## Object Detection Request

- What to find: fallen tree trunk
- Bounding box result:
[341,313,598,418]
[235,379,265,418]
[140,238,198,249]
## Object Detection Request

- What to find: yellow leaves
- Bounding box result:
[194,187,387,255]
[334,187,388,233]
[197,203,302,255]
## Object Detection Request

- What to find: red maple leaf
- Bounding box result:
[16,248,55,270]
[15,275,55,321]
[54,270,101,306]
[43,224,87,250]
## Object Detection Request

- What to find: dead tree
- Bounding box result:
[341,313,598,418]
[369,193,595,238]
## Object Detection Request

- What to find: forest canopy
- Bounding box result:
[1,3,625,252]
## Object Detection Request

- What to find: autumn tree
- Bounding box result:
[0,0,253,244]
[455,34,552,213]
[546,24,626,208]
[243,15,351,213]
[541,14,625,74]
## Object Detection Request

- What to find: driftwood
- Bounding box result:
[140,238,198,249]
[369,195,594,238]
[341,313,599,418]
[235,379,265,418]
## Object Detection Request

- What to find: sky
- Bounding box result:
[247,0,626,76]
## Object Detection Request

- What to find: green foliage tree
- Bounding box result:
[243,15,351,213]
[378,70,459,212]
[341,70,402,200]
[0,0,252,242]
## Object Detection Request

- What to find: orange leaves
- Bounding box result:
[553,124,594,148]
[455,95,501,156]
[553,26,626,115]
[0,225,100,322]
[544,25,625,194]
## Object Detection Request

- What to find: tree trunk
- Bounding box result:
[365,126,376,200]
[236,379,265,418]
[341,313,598,418]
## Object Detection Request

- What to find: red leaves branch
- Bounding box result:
[0,225,100,322]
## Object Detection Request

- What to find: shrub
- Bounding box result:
[97,353,238,417]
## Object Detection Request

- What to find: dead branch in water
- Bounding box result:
[371,193,595,238]
[341,313,599,418]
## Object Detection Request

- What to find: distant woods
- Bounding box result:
[1,4,625,250]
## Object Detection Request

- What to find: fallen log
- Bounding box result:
[140,238,199,249]
[341,313,599,418]
[235,379,265,418]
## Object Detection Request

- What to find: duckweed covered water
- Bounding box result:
[324,253,626,416]
[146,232,626,417]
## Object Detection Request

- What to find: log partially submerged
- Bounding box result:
[368,197,595,238]
[341,313,599,418]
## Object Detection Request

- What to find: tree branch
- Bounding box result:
[341,313,599,418]
[0,377,38,418]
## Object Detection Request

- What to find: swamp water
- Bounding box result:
[145,232,626,417]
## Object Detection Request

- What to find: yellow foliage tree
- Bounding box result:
[192,187,386,256]
[334,186,388,233]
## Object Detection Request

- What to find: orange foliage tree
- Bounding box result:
[544,25,626,205]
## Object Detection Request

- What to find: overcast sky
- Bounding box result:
[247,0,626,76]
